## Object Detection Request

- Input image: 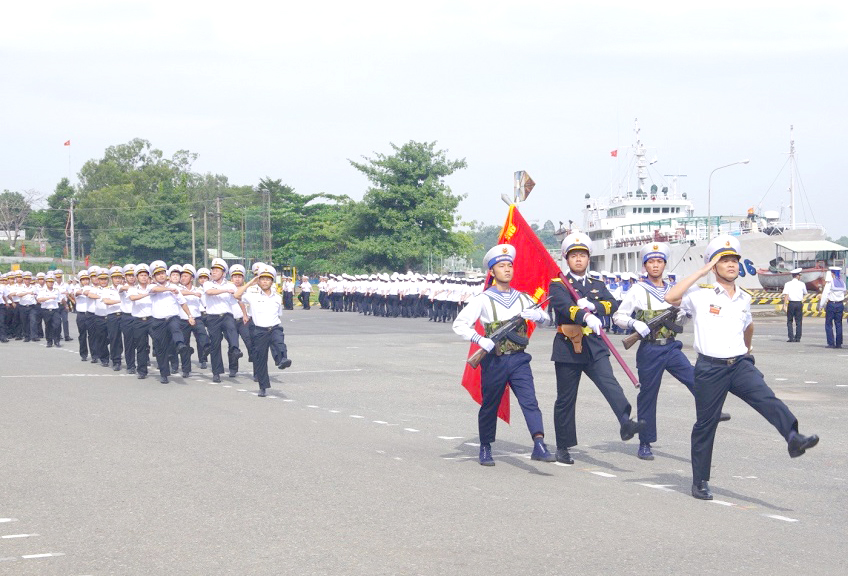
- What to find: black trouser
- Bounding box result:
[553,357,632,449]
[236,316,253,368]
[252,324,288,390]
[42,308,60,344]
[0,305,6,341]
[786,301,803,341]
[134,316,153,376]
[89,314,109,363]
[87,312,99,361]
[121,314,137,370]
[180,316,210,371]
[151,316,185,378]
[106,312,124,366]
[33,304,45,338]
[17,304,31,339]
[691,355,798,484]
[76,311,90,358]
[60,306,71,339]
[283,292,293,310]
[206,312,240,376]
[299,291,311,310]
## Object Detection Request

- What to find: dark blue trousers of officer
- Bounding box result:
[786,301,803,341]
[89,314,109,364]
[553,356,632,449]
[252,325,288,391]
[134,316,153,377]
[692,355,797,485]
[120,315,137,371]
[76,311,90,359]
[636,340,695,444]
[824,301,844,347]
[42,309,61,345]
[479,351,544,445]
[151,316,187,378]
[60,306,71,340]
[179,316,210,373]
[205,312,240,377]
[106,312,124,367]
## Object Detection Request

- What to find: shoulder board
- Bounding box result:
[551,277,562,283]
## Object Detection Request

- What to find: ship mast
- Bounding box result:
[634,119,648,195]
[789,125,795,229]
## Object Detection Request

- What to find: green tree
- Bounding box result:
[346,141,470,271]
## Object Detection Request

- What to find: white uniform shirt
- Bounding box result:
[781,278,808,302]
[203,280,236,315]
[129,285,153,317]
[39,286,62,310]
[452,288,548,344]
[75,285,91,313]
[150,283,187,319]
[89,286,109,317]
[300,281,312,293]
[179,285,204,319]
[100,286,122,315]
[679,284,752,359]
[613,281,674,330]
[118,285,134,313]
[241,289,283,328]
[19,284,37,306]
[820,273,846,307]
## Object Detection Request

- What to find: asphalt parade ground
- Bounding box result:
[1,308,847,575]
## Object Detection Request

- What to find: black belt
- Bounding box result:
[137,316,151,321]
[698,353,747,366]
[108,312,123,317]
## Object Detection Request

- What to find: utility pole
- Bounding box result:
[216,195,222,259]
[190,214,196,269]
[262,188,272,264]
[69,199,76,274]
[203,207,208,268]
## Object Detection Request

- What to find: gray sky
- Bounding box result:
[3,1,847,238]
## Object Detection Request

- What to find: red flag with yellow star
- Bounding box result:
[460,204,562,423]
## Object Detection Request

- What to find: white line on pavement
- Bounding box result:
[710,500,736,507]
[589,471,616,478]
[0,519,17,523]
[637,483,675,492]
[763,514,798,522]
[1,534,38,539]
[21,552,65,559]
[437,436,464,440]
[404,428,420,432]
[350,415,364,419]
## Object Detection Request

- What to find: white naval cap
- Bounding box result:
[704,234,742,265]
[828,266,842,272]
[181,264,197,278]
[588,271,601,279]
[197,267,211,278]
[483,244,516,269]
[54,269,64,275]
[561,232,591,257]
[210,258,228,274]
[36,272,46,279]
[122,264,136,275]
[78,270,90,279]
[45,272,55,281]
[790,268,803,275]
[230,264,246,277]
[167,264,183,276]
[110,266,124,277]
[258,264,277,280]
[135,263,151,275]
[150,260,168,275]
[640,241,670,264]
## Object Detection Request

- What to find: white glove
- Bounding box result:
[584,313,602,335]
[675,310,690,325]
[632,320,651,338]
[520,308,546,323]
[478,337,495,352]
[576,297,596,311]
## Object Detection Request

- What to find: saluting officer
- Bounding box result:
[613,242,729,461]
[781,268,807,343]
[452,244,556,466]
[548,233,643,465]
[819,266,845,349]
[665,235,820,500]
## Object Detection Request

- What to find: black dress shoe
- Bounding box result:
[787,339,794,342]
[228,371,238,378]
[170,364,179,373]
[160,376,169,384]
[46,342,53,348]
[137,373,147,380]
[719,412,731,422]
[54,342,62,348]
[212,374,221,383]
[199,361,207,369]
[794,338,801,342]
[230,347,243,359]
[555,448,574,465]
[257,389,267,397]
[81,356,88,361]
[692,480,713,500]
[620,418,644,441]
[788,432,820,458]
[91,357,99,363]
[176,344,194,356]
[32,338,40,342]
[100,362,109,368]
[65,337,74,341]
[128,367,137,375]
[277,358,292,370]
[181,371,190,378]
[113,364,121,371]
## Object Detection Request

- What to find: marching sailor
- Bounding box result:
[452,244,556,466]
[613,242,729,461]
[665,235,819,500]
[548,233,643,465]
[202,258,243,383]
[148,260,195,384]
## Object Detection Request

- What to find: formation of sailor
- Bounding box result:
[781,268,808,343]
[819,266,846,348]
[665,235,820,500]
[1,259,292,395]
[547,233,644,465]
[452,244,555,465]
[612,242,729,461]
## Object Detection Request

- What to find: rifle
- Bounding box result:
[621,306,682,350]
[466,296,551,368]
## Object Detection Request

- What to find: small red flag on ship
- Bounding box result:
[610,149,618,157]
[64,140,70,146]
